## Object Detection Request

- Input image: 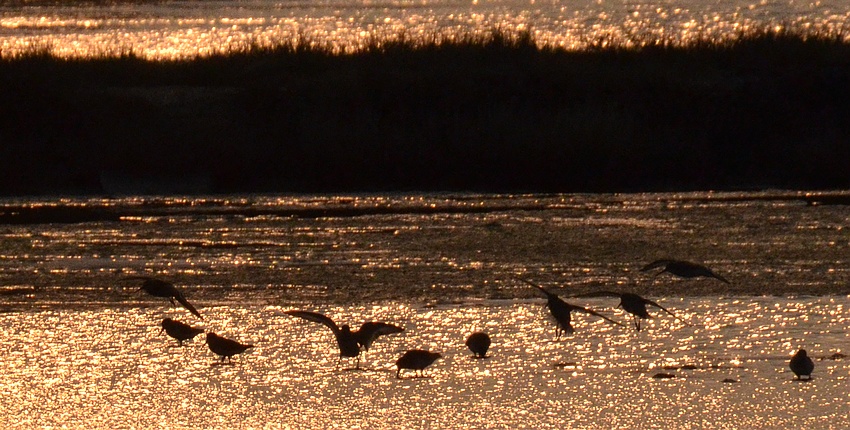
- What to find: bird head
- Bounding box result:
[160,318,173,333]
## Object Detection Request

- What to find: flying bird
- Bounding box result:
[125,276,202,319]
[160,318,205,346]
[284,310,404,368]
[518,278,625,339]
[789,349,814,380]
[205,332,254,363]
[396,349,442,378]
[465,332,491,359]
[574,291,688,331]
[640,259,730,284]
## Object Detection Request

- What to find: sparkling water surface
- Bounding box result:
[2,0,850,58]
[1,192,849,428]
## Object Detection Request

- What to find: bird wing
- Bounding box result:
[640,260,675,272]
[569,304,626,328]
[357,322,404,350]
[516,278,555,298]
[174,292,202,319]
[284,310,341,335]
[643,298,689,325]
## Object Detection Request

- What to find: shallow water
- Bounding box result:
[2,0,850,58]
[1,191,849,428]
[1,297,848,429]
[2,191,849,305]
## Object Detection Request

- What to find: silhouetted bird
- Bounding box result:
[205,332,254,363]
[285,310,404,368]
[465,332,491,358]
[575,291,688,331]
[126,276,202,319]
[396,349,442,378]
[160,318,204,346]
[641,259,730,284]
[518,278,625,338]
[790,349,814,380]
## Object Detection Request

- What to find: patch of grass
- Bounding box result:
[2,27,850,195]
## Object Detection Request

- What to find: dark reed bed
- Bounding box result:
[2,28,850,195]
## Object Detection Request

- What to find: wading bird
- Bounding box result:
[518,278,625,338]
[205,332,253,363]
[640,259,730,284]
[284,310,404,368]
[790,349,814,380]
[574,291,687,331]
[125,276,202,319]
[465,332,491,359]
[396,350,442,378]
[160,318,205,346]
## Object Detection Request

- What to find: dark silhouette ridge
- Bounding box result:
[284,310,404,368]
[517,278,625,338]
[0,200,550,225]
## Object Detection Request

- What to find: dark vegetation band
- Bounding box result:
[2,27,849,195]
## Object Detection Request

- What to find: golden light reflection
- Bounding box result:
[0,0,847,59]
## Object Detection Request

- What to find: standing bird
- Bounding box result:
[518,278,625,338]
[640,259,730,284]
[574,291,688,331]
[284,310,404,368]
[465,332,491,359]
[205,332,254,363]
[396,350,442,378]
[125,276,202,319]
[160,318,205,346]
[789,349,814,380]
